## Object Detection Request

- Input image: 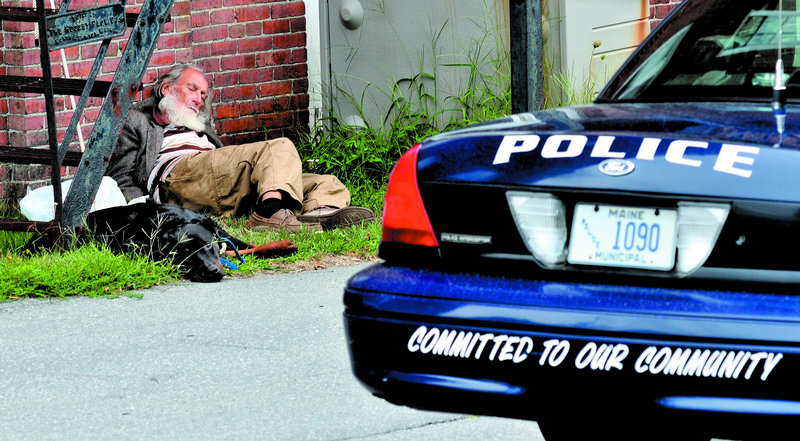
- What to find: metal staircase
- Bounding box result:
[0,0,173,241]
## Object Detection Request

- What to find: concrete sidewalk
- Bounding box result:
[0,263,542,441]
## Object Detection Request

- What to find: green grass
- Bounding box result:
[0,242,180,301]
[0,217,382,301]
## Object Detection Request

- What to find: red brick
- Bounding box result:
[3,21,35,32]
[171,0,192,15]
[256,50,286,66]
[197,59,221,74]
[211,9,236,25]
[240,67,273,84]
[258,112,292,128]
[292,78,308,94]
[259,81,292,96]
[290,17,306,32]
[141,69,160,86]
[229,131,265,145]
[192,0,224,11]
[223,0,269,7]
[221,54,256,70]
[175,48,193,63]
[274,33,304,49]
[24,67,43,77]
[2,51,22,67]
[653,4,677,19]
[245,22,262,37]
[263,19,291,35]
[102,58,122,74]
[271,2,305,19]
[221,85,256,101]
[267,96,290,110]
[150,51,177,67]
[12,0,35,7]
[239,36,272,53]
[158,33,191,49]
[4,49,39,67]
[9,115,44,131]
[211,71,240,88]
[192,25,228,43]
[237,5,271,22]
[215,103,240,118]
[228,24,246,39]
[291,48,307,63]
[239,99,271,115]
[210,40,237,56]
[80,43,106,59]
[193,44,212,59]
[173,16,192,32]
[192,12,211,28]
[161,21,176,33]
[8,98,44,114]
[293,109,309,127]
[220,115,257,133]
[291,93,309,109]
[274,63,306,80]
[4,33,35,48]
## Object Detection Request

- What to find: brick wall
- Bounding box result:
[649,0,684,29]
[0,0,308,204]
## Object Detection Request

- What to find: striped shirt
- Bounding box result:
[146,126,216,202]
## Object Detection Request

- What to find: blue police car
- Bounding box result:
[344,1,800,439]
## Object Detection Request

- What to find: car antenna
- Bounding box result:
[773,0,787,148]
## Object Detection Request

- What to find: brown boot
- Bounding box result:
[296,206,375,230]
[247,209,322,232]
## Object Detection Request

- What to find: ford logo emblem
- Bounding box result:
[598,159,635,176]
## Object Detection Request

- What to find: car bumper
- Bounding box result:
[344,262,800,430]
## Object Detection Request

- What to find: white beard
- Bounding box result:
[158,94,208,132]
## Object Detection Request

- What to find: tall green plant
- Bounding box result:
[297,0,512,213]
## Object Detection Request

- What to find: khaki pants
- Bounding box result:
[160,137,351,217]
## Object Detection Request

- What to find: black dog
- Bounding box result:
[26,201,297,283]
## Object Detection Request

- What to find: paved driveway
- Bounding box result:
[0,263,542,441]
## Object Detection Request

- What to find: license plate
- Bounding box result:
[568,203,677,271]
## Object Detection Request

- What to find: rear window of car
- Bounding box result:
[604,0,800,103]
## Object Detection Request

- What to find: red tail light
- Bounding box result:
[381,144,439,247]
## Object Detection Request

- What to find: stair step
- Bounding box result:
[0,146,82,166]
[0,75,112,97]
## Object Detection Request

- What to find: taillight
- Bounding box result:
[381,144,439,247]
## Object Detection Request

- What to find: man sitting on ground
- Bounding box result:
[106,64,374,232]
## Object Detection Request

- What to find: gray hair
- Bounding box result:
[152,64,212,116]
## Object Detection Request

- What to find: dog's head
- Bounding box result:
[149,214,227,283]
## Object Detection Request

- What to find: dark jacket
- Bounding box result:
[105,97,224,201]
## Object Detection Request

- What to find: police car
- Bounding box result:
[343,1,800,439]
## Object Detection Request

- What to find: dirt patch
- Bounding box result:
[223,253,380,279]
[265,254,380,273]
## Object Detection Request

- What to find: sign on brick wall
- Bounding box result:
[46,4,127,51]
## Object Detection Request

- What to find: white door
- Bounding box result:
[547,0,650,98]
[322,0,508,128]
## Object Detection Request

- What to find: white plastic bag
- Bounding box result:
[20,176,127,221]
